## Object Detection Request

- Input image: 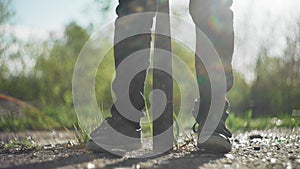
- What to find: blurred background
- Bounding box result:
[0,0,299,133]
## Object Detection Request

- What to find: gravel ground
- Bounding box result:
[0,128,299,169]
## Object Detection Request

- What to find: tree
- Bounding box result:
[227,72,252,115]
[34,22,89,106]
[251,37,300,117]
[0,0,15,80]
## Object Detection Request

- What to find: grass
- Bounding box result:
[141,93,153,138]
[1,98,299,145]
[43,106,77,129]
[0,94,69,131]
[226,110,300,132]
[72,121,91,143]
[1,106,299,134]
[0,107,61,131]
[173,113,196,149]
[142,109,300,145]
[1,137,38,153]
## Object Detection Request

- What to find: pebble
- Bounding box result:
[253,146,260,151]
[87,162,95,169]
[234,139,240,143]
[225,154,235,160]
[1,128,300,169]
[270,158,277,163]
[249,134,263,140]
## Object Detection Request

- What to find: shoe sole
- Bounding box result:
[86,140,141,155]
[197,134,232,154]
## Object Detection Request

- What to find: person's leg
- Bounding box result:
[111,0,157,128]
[87,0,156,153]
[189,0,234,153]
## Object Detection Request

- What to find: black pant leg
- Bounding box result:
[111,0,156,123]
[189,0,234,123]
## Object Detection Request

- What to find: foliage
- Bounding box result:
[2,137,38,153]
[0,19,90,130]
[227,72,252,115]
[0,94,60,131]
[71,122,91,143]
[94,0,111,12]
[226,112,300,132]
[0,110,60,131]
[0,1,299,133]
[0,0,15,80]
[34,22,89,107]
[250,38,300,117]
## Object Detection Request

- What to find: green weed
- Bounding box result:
[0,107,60,131]
[2,137,38,153]
[141,93,153,137]
[173,113,196,149]
[73,121,91,143]
[226,112,300,132]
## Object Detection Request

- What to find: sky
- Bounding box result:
[12,0,97,30]
[9,0,106,40]
[7,0,300,81]
[232,0,300,80]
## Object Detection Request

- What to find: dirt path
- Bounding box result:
[0,128,299,169]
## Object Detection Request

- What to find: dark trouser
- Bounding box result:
[111,0,234,125]
[190,0,234,123]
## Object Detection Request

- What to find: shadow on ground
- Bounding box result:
[2,151,115,169]
[2,148,223,169]
[105,151,223,169]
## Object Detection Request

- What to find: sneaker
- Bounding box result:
[196,130,232,153]
[192,98,232,154]
[193,121,232,153]
[86,116,142,154]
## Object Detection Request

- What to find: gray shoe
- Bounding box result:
[86,116,142,154]
[192,98,232,154]
[196,132,232,153]
[193,123,232,153]
[192,116,232,153]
